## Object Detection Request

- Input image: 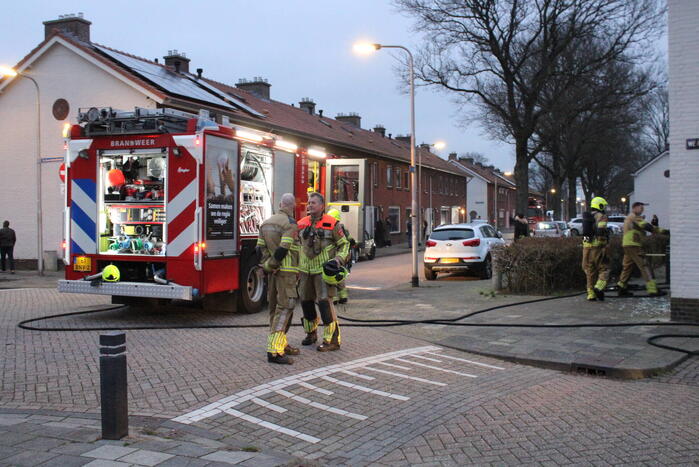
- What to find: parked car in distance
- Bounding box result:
[568,217,583,235]
[554,221,571,237]
[423,223,505,280]
[568,216,621,236]
[532,221,565,237]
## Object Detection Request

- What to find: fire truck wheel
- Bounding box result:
[237,254,266,314]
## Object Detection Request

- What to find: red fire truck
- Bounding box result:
[58,107,374,312]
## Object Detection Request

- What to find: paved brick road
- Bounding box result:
[1,287,698,465]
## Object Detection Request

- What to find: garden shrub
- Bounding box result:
[492,235,669,295]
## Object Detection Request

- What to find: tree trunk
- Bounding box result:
[514,136,530,217]
[567,175,578,219]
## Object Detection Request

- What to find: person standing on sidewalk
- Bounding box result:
[327,208,352,304]
[257,193,301,365]
[617,202,668,297]
[298,192,350,352]
[0,220,16,274]
[582,197,610,301]
[512,213,529,241]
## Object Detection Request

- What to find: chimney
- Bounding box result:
[196,68,203,79]
[236,77,271,100]
[448,152,458,161]
[373,125,386,137]
[319,109,324,117]
[299,97,316,115]
[163,50,190,74]
[336,112,361,128]
[463,157,474,164]
[420,143,431,151]
[395,135,411,144]
[43,13,91,42]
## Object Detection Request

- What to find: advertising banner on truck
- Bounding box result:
[206,136,237,240]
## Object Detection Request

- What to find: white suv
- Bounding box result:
[423,223,505,280]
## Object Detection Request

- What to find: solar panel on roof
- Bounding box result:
[189,78,264,118]
[95,45,236,110]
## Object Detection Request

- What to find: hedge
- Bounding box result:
[492,235,669,295]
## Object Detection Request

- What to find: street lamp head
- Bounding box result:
[503,171,513,177]
[621,197,627,202]
[550,188,556,194]
[0,66,18,77]
[353,42,381,55]
[432,141,446,150]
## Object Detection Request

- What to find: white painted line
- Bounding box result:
[426,351,505,370]
[250,397,288,413]
[377,361,413,371]
[276,390,367,421]
[395,358,478,378]
[297,381,334,395]
[410,354,443,363]
[341,370,375,380]
[363,367,447,386]
[321,376,410,401]
[223,408,320,444]
[347,285,381,290]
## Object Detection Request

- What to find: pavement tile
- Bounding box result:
[15,436,69,451]
[81,445,138,460]
[1,449,59,466]
[117,449,175,466]
[200,450,257,464]
[82,461,132,467]
[50,442,102,456]
[164,442,216,458]
[157,456,210,467]
[36,454,91,467]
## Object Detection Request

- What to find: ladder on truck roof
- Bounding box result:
[77,106,201,136]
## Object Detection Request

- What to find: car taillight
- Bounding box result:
[426,240,437,247]
[462,238,480,247]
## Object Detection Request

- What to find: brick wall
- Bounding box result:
[669,0,699,321]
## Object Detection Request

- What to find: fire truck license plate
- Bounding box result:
[441,258,460,264]
[73,256,92,272]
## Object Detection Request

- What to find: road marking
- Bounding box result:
[426,351,505,370]
[250,397,287,413]
[377,361,413,370]
[363,367,447,386]
[276,389,367,420]
[223,408,320,444]
[410,354,443,363]
[395,358,477,377]
[341,370,375,380]
[297,381,334,395]
[347,285,381,290]
[321,376,410,400]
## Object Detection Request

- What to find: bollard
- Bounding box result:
[100,332,128,440]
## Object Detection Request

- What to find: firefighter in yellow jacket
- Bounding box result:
[617,202,668,297]
[298,193,350,351]
[257,193,301,365]
[327,208,353,304]
[582,196,610,301]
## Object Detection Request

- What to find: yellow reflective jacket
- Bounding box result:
[622,213,665,247]
[297,213,350,274]
[256,207,300,273]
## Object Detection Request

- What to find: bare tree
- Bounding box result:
[394,0,665,214]
[639,83,669,159]
[459,151,489,165]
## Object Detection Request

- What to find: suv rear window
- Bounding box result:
[430,229,475,240]
[608,216,625,222]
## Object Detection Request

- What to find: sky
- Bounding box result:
[0,1,667,173]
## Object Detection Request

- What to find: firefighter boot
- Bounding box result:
[267,352,293,365]
[616,281,633,297]
[647,280,666,297]
[587,288,597,301]
[284,345,301,356]
[593,280,607,301]
[301,301,318,346]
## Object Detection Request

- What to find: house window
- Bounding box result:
[386,166,393,188]
[388,206,401,233]
[424,174,428,194]
[440,207,450,225]
[395,168,402,188]
[404,171,409,190]
[371,162,378,187]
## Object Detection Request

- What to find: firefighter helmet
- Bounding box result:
[327,209,342,222]
[322,260,348,285]
[590,197,608,211]
[102,264,120,282]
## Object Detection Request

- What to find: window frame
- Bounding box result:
[388,206,401,234]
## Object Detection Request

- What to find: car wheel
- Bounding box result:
[480,255,492,280]
[570,229,579,236]
[367,245,376,260]
[424,266,437,281]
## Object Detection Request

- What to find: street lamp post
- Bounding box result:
[354,42,419,287]
[1,66,43,275]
